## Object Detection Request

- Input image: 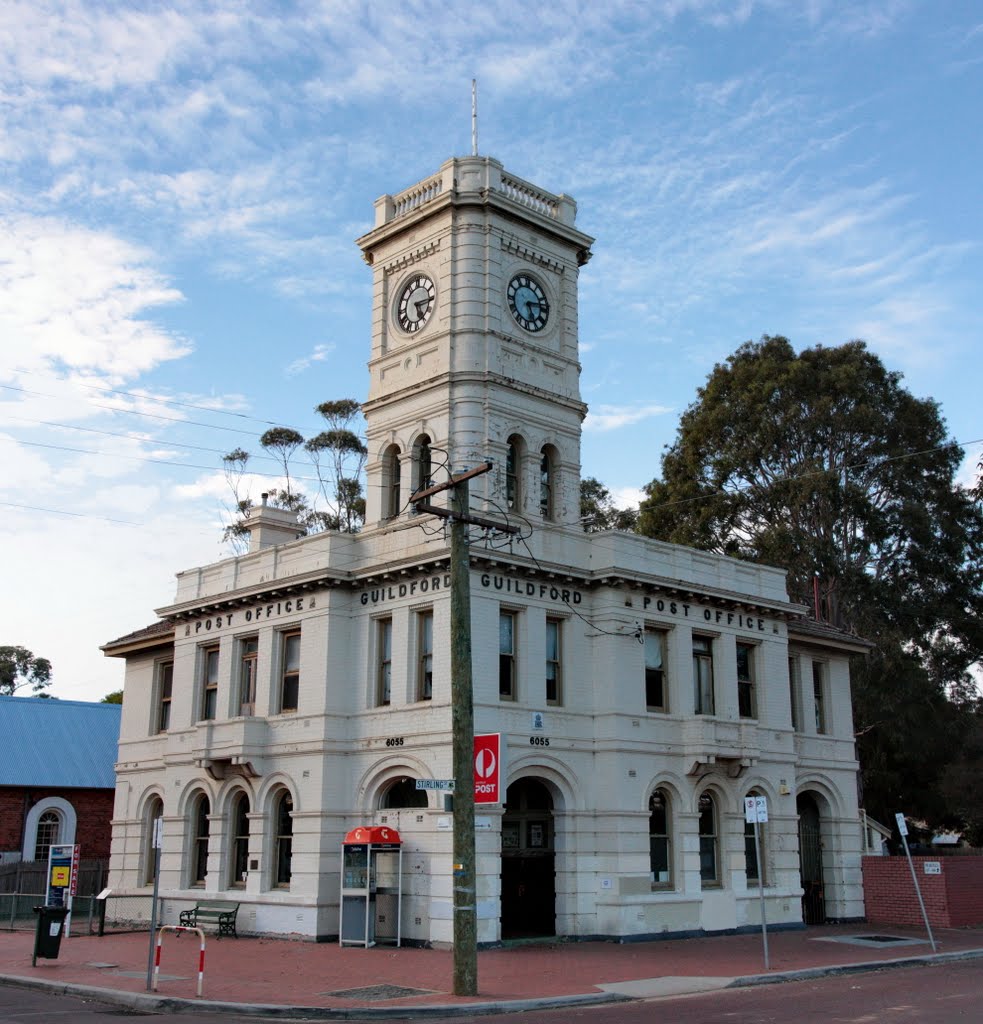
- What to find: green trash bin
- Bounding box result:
[32,905,69,965]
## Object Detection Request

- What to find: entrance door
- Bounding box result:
[501,779,555,939]
[797,793,825,924]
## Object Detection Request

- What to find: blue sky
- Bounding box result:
[1,1,980,701]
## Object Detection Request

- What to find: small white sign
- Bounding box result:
[415,779,455,791]
[895,812,908,837]
[532,712,545,731]
[744,796,768,823]
[153,816,163,849]
[436,817,451,830]
[475,817,493,831]
[600,878,612,890]
[923,861,942,875]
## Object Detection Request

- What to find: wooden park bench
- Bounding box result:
[178,900,240,938]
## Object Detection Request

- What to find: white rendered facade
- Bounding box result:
[105,156,867,942]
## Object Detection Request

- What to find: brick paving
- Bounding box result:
[1,922,982,1014]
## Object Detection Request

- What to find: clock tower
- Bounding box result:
[356,156,593,529]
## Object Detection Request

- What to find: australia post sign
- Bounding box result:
[474,733,502,804]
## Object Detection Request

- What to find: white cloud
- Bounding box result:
[584,403,674,431]
[0,214,189,381]
[286,344,336,378]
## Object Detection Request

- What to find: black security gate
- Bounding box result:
[797,794,825,924]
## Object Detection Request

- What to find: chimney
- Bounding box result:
[243,493,306,552]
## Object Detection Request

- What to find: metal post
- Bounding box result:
[450,475,477,997]
[900,832,937,952]
[754,817,769,969]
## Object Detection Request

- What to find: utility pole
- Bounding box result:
[411,462,518,997]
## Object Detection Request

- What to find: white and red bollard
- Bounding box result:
[152,925,205,997]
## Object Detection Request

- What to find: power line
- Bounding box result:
[0,500,142,526]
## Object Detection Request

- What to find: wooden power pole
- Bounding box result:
[411,462,518,997]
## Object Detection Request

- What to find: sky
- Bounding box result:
[1,1,981,702]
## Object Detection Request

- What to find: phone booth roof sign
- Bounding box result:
[343,826,401,846]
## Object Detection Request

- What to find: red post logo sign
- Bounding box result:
[474,733,502,804]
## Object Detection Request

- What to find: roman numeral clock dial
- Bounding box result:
[395,274,436,333]
[507,274,550,332]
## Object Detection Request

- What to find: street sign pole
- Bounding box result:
[895,812,937,952]
[745,796,769,970]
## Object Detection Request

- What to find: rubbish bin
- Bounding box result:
[32,905,69,966]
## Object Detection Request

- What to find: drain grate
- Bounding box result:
[863,935,911,943]
[325,984,436,1001]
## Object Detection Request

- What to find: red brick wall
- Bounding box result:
[0,787,115,860]
[862,855,983,928]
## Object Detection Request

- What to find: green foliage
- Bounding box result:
[0,646,53,696]
[222,400,367,550]
[102,690,123,704]
[580,477,639,532]
[638,336,983,827]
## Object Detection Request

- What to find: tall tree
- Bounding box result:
[0,646,53,696]
[580,477,639,532]
[638,336,983,826]
[222,400,367,550]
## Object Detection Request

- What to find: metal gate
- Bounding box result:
[797,796,825,924]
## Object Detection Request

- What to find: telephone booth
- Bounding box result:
[339,826,403,947]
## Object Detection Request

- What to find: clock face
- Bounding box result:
[396,274,436,333]
[507,274,549,332]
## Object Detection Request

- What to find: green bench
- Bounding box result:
[179,900,240,938]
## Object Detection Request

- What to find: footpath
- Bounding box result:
[1,921,981,1018]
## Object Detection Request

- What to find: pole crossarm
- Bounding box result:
[413,501,520,535]
[409,461,494,504]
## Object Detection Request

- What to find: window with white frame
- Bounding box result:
[190,793,210,886]
[238,636,258,716]
[649,789,672,889]
[273,790,293,888]
[417,610,433,701]
[155,661,173,733]
[229,791,250,888]
[788,656,801,731]
[539,447,554,520]
[199,646,219,721]
[545,617,562,705]
[698,791,719,887]
[737,642,756,719]
[644,629,668,711]
[499,610,517,700]
[384,444,401,518]
[377,617,392,706]
[278,631,300,713]
[34,810,61,862]
[506,436,523,510]
[813,661,828,734]
[693,636,715,715]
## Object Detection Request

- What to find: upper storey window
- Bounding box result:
[415,435,433,494]
[539,446,556,520]
[384,444,401,519]
[506,435,524,510]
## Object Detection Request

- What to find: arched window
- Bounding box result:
[745,790,766,886]
[384,444,401,518]
[539,446,555,520]
[143,796,163,885]
[506,436,523,510]
[649,789,672,889]
[273,791,293,889]
[34,810,61,862]
[381,777,428,809]
[229,792,250,888]
[698,792,719,887]
[415,435,432,493]
[191,794,210,887]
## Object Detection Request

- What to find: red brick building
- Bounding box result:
[0,696,121,864]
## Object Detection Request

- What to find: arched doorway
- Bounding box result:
[797,793,825,924]
[500,778,555,939]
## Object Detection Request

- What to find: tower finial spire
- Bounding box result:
[471,79,478,156]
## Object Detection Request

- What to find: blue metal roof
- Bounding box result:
[0,696,121,789]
